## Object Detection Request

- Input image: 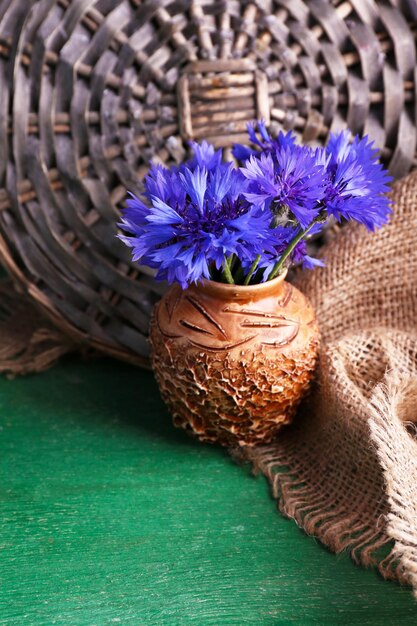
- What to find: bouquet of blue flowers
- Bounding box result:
[119,122,392,289]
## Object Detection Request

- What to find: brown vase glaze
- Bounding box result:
[150,272,320,447]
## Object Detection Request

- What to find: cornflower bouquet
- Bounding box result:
[119,122,392,289]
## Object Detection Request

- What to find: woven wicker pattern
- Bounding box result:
[0,0,416,364]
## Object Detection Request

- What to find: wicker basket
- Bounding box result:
[0,0,416,367]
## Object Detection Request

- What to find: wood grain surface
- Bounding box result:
[1,358,416,625]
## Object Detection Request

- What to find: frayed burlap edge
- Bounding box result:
[369,374,417,596]
[246,366,416,590]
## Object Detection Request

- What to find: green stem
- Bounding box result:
[243,254,261,286]
[233,263,246,284]
[268,219,318,281]
[229,253,238,273]
[222,255,235,284]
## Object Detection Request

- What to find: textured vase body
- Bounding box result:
[150,274,320,447]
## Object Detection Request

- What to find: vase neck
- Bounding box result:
[188,271,288,302]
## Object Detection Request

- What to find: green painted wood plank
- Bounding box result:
[0,358,416,625]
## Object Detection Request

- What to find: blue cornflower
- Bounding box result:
[187,140,223,171]
[118,154,278,289]
[241,143,327,228]
[321,130,392,230]
[119,127,392,287]
[237,123,391,234]
[233,120,297,161]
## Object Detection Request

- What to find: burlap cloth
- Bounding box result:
[247,170,417,594]
[1,170,417,592]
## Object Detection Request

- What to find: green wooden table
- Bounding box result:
[1,357,416,625]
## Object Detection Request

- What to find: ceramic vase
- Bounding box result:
[149,272,319,447]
